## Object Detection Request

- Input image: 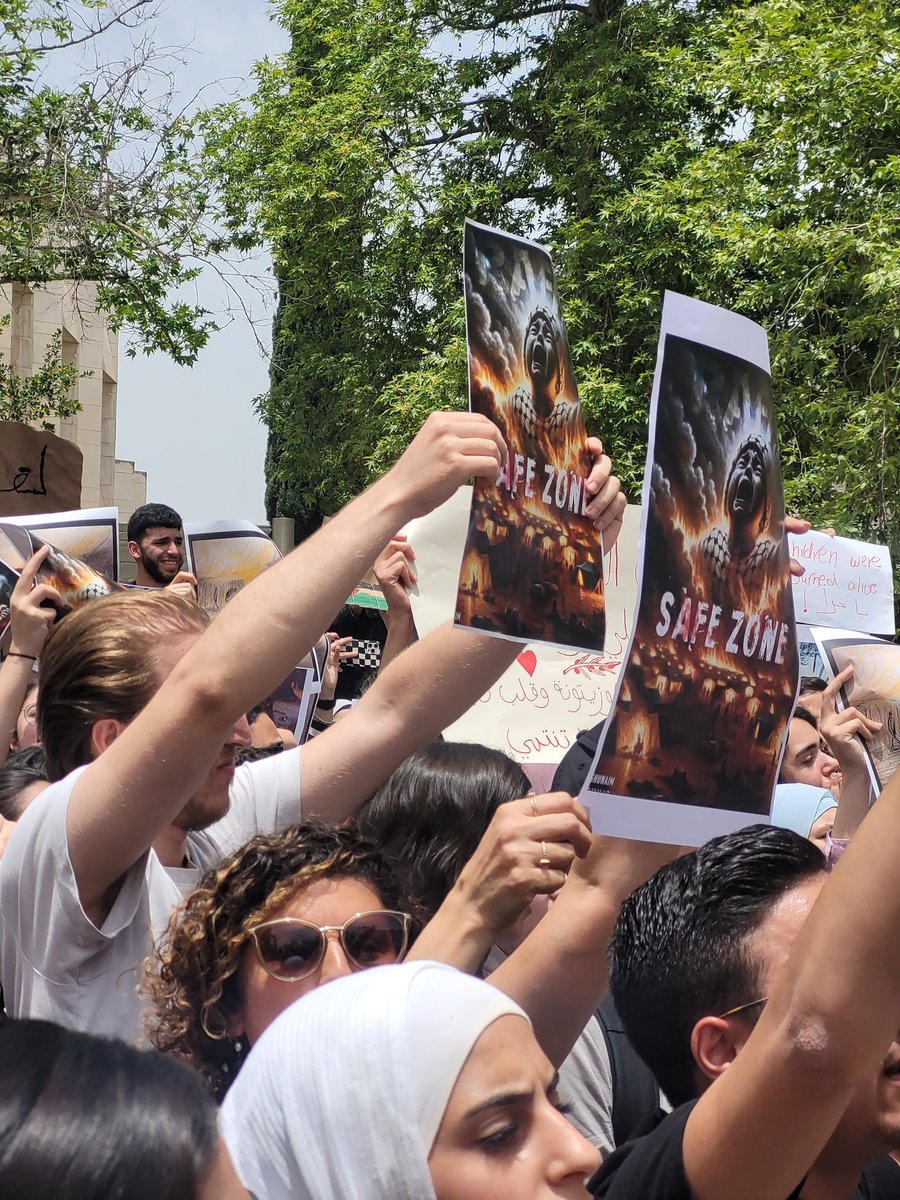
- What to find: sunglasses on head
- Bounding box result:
[249,910,412,982]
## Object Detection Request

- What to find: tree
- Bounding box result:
[0,321,88,426]
[204,0,899,576]
[0,0,217,364]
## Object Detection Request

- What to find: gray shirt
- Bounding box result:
[557,1016,616,1154]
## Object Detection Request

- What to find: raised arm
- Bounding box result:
[489,834,678,1067]
[682,769,900,1200]
[407,792,593,972]
[67,414,506,918]
[818,663,878,840]
[0,548,59,767]
[299,621,521,825]
[372,535,417,674]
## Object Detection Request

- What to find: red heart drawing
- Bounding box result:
[516,649,537,676]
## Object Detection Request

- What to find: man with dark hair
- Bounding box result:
[591,794,900,1198]
[126,502,195,593]
[608,825,828,1110]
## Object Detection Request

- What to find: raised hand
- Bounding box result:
[166,571,198,600]
[387,412,507,519]
[9,546,61,657]
[819,663,881,772]
[373,535,417,616]
[451,791,593,936]
[585,437,626,549]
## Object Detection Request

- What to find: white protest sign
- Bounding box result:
[580,292,797,846]
[405,489,639,769]
[788,530,894,636]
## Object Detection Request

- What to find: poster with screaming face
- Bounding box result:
[580,292,799,846]
[454,220,605,653]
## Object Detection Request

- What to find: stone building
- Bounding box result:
[0,280,147,522]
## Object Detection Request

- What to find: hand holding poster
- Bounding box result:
[810,626,900,793]
[454,220,605,652]
[3,507,120,581]
[580,292,799,845]
[182,519,281,615]
[0,517,123,649]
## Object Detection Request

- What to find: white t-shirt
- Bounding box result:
[0,748,301,1041]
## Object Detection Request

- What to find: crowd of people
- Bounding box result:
[0,409,896,1200]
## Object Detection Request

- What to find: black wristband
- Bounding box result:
[316,697,336,711]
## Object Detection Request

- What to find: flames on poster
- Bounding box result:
[588,335,798,815]
[455,221,605,652]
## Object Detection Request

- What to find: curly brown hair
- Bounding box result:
[143,819,414,1101]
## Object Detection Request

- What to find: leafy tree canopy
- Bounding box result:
[0,0,217,363]
[202,0,899,575]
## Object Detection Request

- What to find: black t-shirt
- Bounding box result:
[551,720,604,796]
[330,606,386,700]
[588,1102,900,1199]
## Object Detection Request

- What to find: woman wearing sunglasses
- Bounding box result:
[146,794,592,1100]
[144,819,414,1100]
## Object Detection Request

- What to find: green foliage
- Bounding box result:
[0,317,90,427]
[0,0,216,363]
[204,0,899,579]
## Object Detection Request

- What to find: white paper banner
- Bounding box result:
[405,489,639,770]
[788,530,894,636]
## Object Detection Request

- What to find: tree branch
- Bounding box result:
[411,121,480,148]
[16,0,156,56]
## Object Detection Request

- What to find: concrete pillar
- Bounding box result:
[271,516,295,555]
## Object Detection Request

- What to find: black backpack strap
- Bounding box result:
[596,992,660,1147]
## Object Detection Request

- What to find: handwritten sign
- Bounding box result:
[0,421,82,516]
[405,489,638,769]
[797,625,827,680]
[788,530,894,636]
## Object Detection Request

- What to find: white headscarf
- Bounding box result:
[220,960,529,1200]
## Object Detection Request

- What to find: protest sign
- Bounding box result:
[405,489,639,771]
[348,573,387,611]
[262,665,318,744]
[797,625,827,680]
[183,519,281,615]
[3,507,119,581]
[580,292,798,846]
[0,421,82,516]
[810,626,900,793]
[454,220,605,653]
[788,530,894,636]
[0,518,122,650]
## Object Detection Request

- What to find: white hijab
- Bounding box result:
[220,960,529,1200]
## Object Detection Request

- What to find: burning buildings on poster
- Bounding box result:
[455,221,605,652]
[588,333,798,816]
